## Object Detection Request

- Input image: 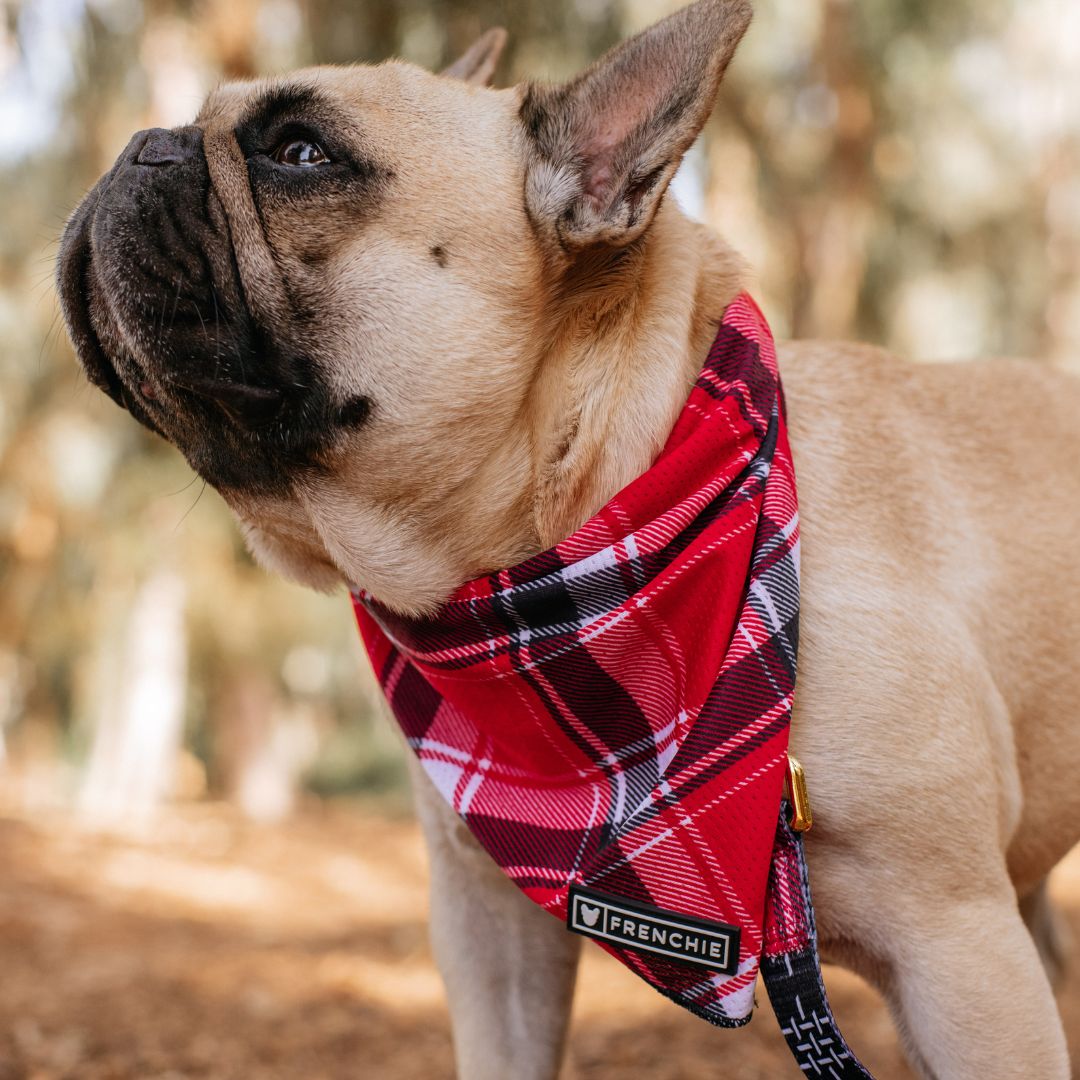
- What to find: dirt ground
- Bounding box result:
[2,804,1080,1079]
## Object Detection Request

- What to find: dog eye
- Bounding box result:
[272,138,330,167]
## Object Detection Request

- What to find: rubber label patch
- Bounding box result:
[567,886,740,974]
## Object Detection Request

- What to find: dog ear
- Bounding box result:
[442,28,508,86]
[521,0,751,253]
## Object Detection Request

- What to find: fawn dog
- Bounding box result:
[58,1,1080,1075]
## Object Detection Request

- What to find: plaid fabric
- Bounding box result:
[354,293,869,1072]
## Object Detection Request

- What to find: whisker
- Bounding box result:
[163,472,200,498]
[174,479,208,530]
[37,309,64,372]
[210,284,224,381]
[165,273,185,339]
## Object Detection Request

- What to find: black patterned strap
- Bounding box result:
[760,806,875,1078]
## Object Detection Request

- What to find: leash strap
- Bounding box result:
[761,804,875,1078]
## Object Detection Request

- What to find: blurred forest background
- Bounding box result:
[3,0,1080,825]
[1,0,1080,1076]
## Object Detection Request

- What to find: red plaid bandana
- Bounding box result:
[354,295,871,1075]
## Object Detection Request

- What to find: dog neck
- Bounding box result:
[522,202,747,551]
[409,202,747,591]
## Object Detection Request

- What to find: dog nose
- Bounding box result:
[136,127,199,166]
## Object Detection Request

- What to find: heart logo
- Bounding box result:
[580,903,601,928]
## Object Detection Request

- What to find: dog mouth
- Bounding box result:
[57,125,368,493]
[56,184,134,416]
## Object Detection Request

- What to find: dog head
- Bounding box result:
[57,0,751,613]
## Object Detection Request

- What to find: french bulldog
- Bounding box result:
[56,1,1080,1076]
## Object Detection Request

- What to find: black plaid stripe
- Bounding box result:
[388,652,444,738]
[486,538,664,837]
[697,324,775,437]
[466,815,606,890]
[609,705,792,840]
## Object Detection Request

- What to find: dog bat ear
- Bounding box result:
[442,28,508,86]
[521,0,751,253]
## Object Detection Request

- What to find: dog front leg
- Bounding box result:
[819,848,1069,1080]
[886,885,1068,1079]
[410,758,582,1080]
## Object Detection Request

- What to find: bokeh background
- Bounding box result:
[2,0,1080,1076]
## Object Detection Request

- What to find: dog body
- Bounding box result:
[57,2,1080,1075]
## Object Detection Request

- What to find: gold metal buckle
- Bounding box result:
[786,753,813,833]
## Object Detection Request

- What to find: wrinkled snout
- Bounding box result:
[56,122,328,491]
